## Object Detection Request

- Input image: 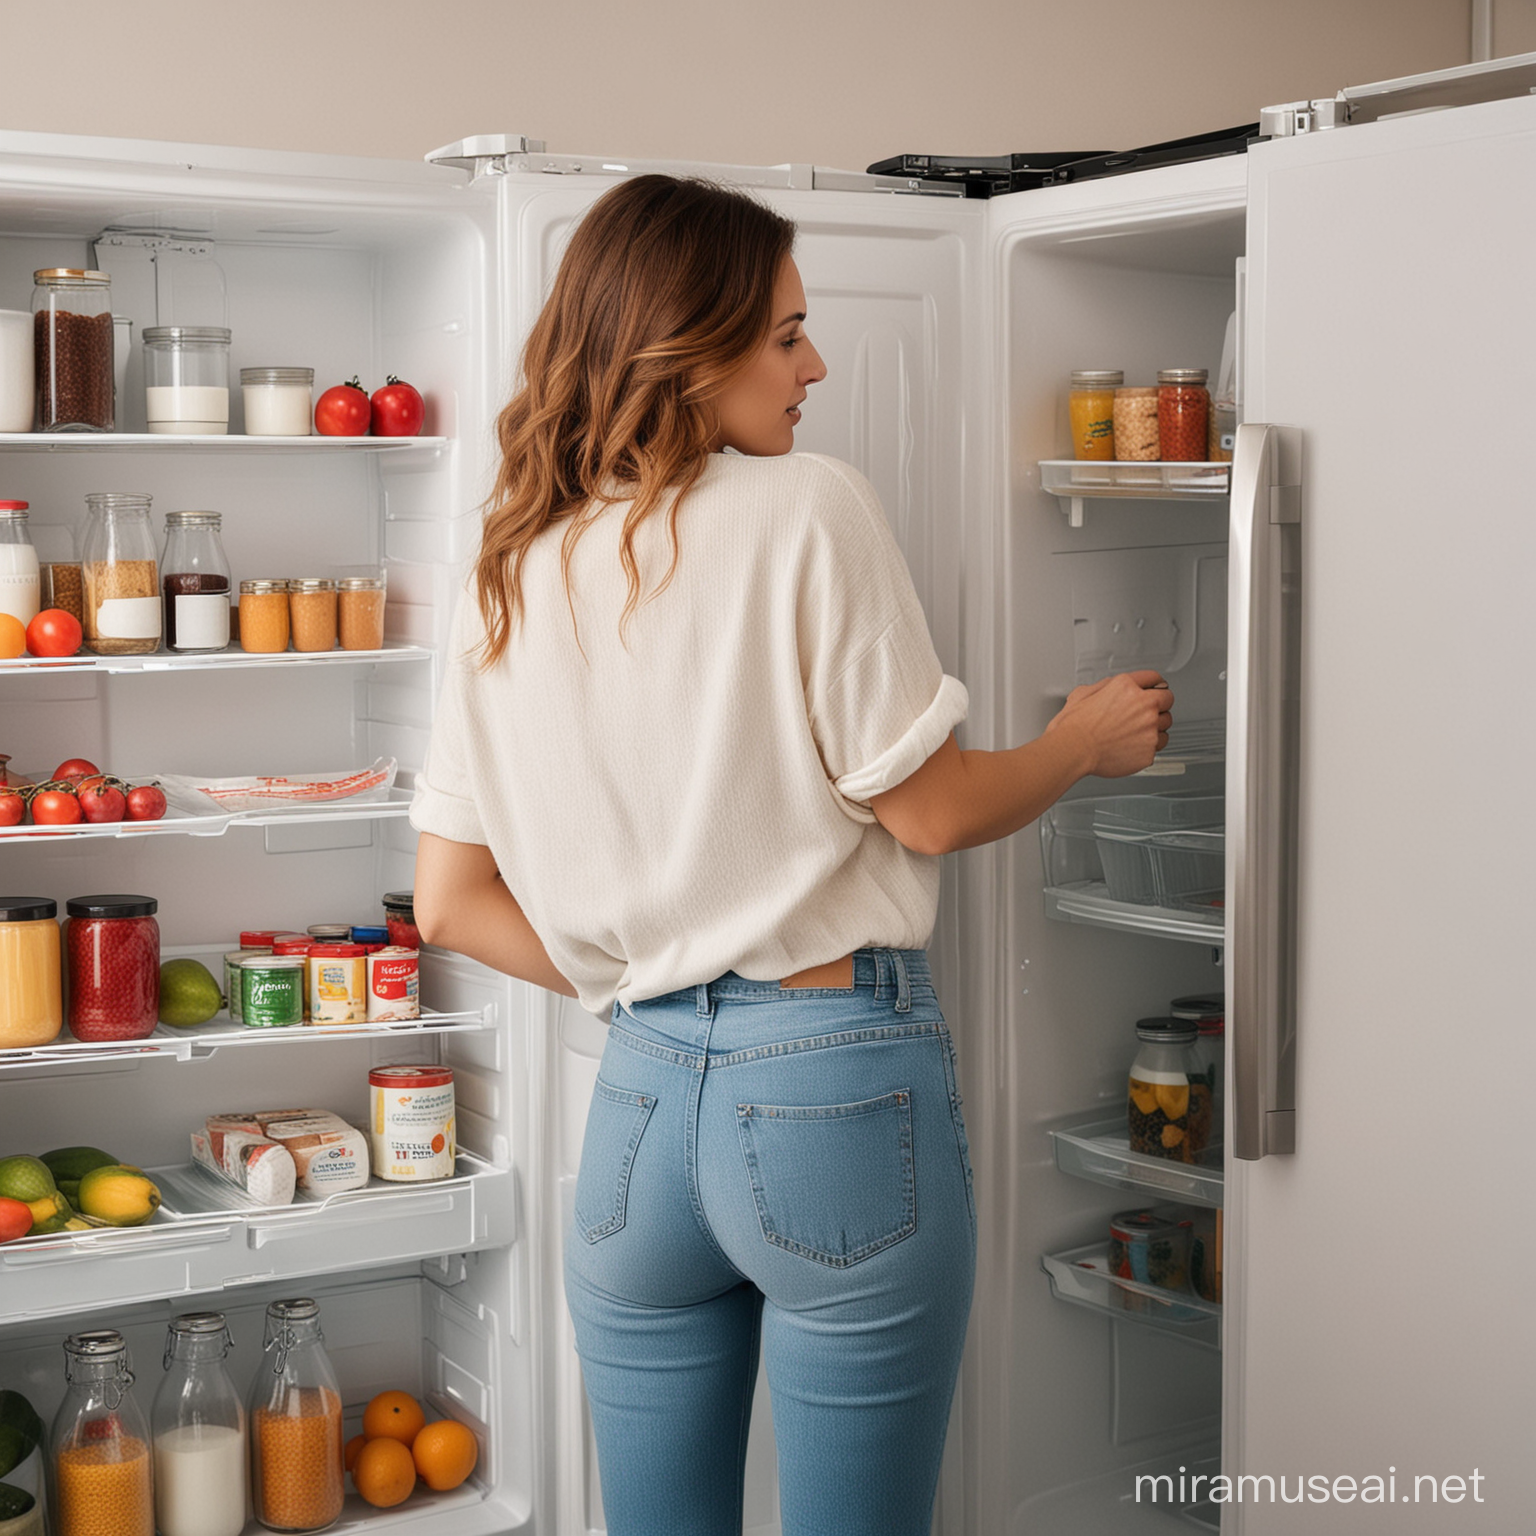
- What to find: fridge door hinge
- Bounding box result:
[1261,48,1536,136]
[424,134,548,178]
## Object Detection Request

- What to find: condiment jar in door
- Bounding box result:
[1127,1016,1211,1164]
[247,1299,343,1534]
[49,1331,154,1536]
[151,1313,246,1536]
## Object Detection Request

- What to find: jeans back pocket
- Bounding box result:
[736,1089,915,1267]
[574,1079,657,1243]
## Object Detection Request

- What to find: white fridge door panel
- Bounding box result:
[1230,96,1536,1531]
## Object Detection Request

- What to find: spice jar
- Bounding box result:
[65,894,159,1042]
[32,269,114,431]
[238,580,290,654]
[0,500,40,628]
[151,1313,246,1536]
[1157,368,1210,462]
[1127,1016,1211,1164]
[161,511,231,652]
[142,327,231,435]
[1112,386,1159,461]
[0,897,62,1048]
[382,891,420,951]
[240,367,313,436]
[247,1299,344,1534]
[81,493,160,655]
[287,578,336,653]
[337,574,386,650]
[50,1331,154,1536]
[1067,370,1122,460]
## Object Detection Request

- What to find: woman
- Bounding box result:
[410,174,1171,1536]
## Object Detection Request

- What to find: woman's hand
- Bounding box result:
[1046,669,1172,779]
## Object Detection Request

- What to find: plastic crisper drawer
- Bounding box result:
[0,1155,513,1325]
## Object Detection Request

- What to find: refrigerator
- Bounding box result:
[0,47,1533,1536]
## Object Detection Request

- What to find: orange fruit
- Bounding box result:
[354,1435,417,1508]
[362,1389,425,1445]
[0,613,25,660]
[412,1417,479,1492]
[343,1434,366,1472]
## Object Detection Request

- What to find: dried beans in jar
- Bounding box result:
[1157,368,1210,462]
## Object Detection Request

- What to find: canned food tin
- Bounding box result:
[368,1064,455,1181]
[366,947,419,1022]
[306,942,366,1023]
[224,946,266,1023]
[1107,1207,1192,1310]
[306,923,351,941]
[272,938,312,1020]
[351,924,388,953]
[239,954,305,1028]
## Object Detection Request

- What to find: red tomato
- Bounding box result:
[125,783,167,822]
[370,376,425,437]
[0,787,23,827]
[31,788,81,824]
[0,1196,32,1243]
[26,607,83,658]
[52,758,100,785]
[315,377,371,436]
[78,780,127,823]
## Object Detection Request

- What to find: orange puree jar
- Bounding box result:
[1068,369,1123,460]
[0,897,62,1047]
[337,575,386,650]
[238,579,291,653]
[51,1331,154,1536]
[287,578,337,653]
[248,1298,344,1532]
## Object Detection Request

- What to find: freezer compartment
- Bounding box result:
[0,1264,526,1535]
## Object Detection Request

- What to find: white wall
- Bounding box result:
[0,1,1503,170]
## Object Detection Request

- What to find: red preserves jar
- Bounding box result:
[65,894,159,1040]
[382,891,420,951]
[1157,369,1210,462]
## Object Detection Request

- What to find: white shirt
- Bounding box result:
[409,451,968,1016]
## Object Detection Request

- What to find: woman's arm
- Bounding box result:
[413,832,579,998]
[870,670,1172,856]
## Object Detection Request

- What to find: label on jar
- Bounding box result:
[172,593,231,650]
[366,947,419,1022]
[95,595,161,638]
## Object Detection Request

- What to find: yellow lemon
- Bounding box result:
[76,1166,161,1227]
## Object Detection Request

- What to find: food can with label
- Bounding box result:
[272,938,313,1019]
[225,946,266,1023]
[368,1064,455,1181]
[367,946,419,1022]
[307,942,366,1023]
[239,954,305,1028]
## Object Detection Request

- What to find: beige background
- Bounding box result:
[0,2,1531,171]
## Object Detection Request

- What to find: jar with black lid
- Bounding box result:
[32,269,114,431]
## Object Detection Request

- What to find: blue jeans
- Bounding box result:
[565,949,977,1536]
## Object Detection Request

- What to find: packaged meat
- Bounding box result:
[191,1128,297,1206]
[262,1115,370,1194]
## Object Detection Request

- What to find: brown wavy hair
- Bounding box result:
[473,174,796,665]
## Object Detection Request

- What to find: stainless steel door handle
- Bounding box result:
[1227,422,1302,1160]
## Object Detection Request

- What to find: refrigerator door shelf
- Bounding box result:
[0,644,432,678]
[1041,1244,1220,1346]
[1045,884,1224,945]
[0,432,450,456]
[0,1004,493,1071]
[0,1153,510,1324]
[1039,459,1230,528]
[1051,1118,1223,1207]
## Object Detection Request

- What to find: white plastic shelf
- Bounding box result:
[0,1003,491,1071]
[0,1153,512,1325]
[1044,882,1224,946]
[0,432,450,455]
[0,642,431,677]
[1039,459,1231,526]
[1041,1243,1220,1347]
[0,784,416,842]
[1051,1117,1223,1206]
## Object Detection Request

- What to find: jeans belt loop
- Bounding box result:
[696,983,713,1019]
[892,949,912,1013]
[871,948,890,1001]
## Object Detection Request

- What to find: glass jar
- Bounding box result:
[49,1331,154,1536]
[81,493,160,655]
[337,575,386,651]
[1107,1207,1193,1309]
[0,501,39,628]
[238,580,290,654]
[1112,385,1159,461]
[1067,369,1122,460]
[151,1313,246,1536]
[248,1298,344,1534]
[65,894,159,1041]
[142,327,231,435]
[287,579,336,653]
[161,512,231,652]
[39,560,84,623]
[1127,1016,1211,1164]
[1157,368,1210,462]
[382,891,420,951]
[240,367,313,437]
[0,897,62,1048]
[32,270,114,431]
[1172,992,1226,1160]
